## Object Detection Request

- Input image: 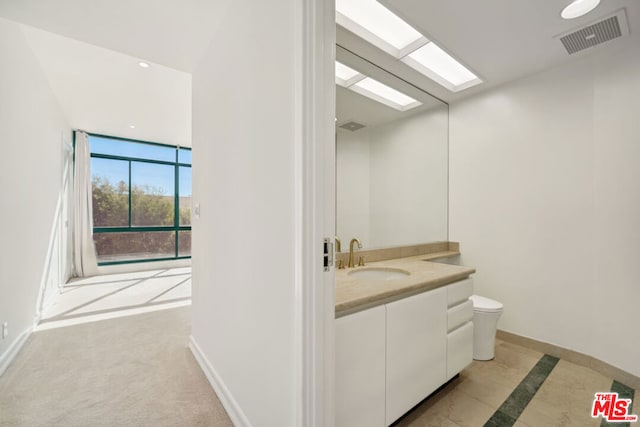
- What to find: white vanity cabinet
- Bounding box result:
[335,277,474,427]
[446,278,474,379]
[335,305,386,427]
[385,287,447,425]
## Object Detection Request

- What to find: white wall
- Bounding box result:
[336,128,371,246]
[369,107,448,248]
[0,17,71,371]
[336,107,449,249]
[190,1,305,425]
[450,36,640,377]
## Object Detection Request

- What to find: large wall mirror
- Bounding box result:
[336,45,449,250]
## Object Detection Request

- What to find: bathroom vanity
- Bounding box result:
[335,254,475,427]
[334,36,471,426]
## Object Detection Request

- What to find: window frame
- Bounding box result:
[86,133,192,266]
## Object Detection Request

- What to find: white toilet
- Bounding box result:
[469,295,504,360]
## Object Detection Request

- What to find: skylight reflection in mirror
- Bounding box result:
[335,61,421,111]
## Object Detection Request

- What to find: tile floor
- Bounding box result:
[38,267,192,330]
[394,339,638,426]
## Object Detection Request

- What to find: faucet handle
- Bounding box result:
[358,256,365,267]
[337,259,345,269]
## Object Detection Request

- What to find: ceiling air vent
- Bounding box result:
[557,9,629,55]
[339,121,366,132]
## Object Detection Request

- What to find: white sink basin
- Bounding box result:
[348,267,410,281]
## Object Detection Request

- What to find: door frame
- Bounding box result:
[294,0,336,425]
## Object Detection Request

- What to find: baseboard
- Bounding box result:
[98,259,191,275]
[0,326,32,377]
[497,329,640,390]
[34,285,61,327]
[189,336,252,427]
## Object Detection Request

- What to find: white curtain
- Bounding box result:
[73,131,99,277]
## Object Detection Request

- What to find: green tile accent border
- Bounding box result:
[601,380,636,427]
[484,354,560,427]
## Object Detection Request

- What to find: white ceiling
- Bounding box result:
[0,0,232,147]
[0,0,230,72]
[2,0,638,139]
[18,24,192,146]
[339,0,640,102]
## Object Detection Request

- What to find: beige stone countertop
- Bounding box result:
[335,255,475,318]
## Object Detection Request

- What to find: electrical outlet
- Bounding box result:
[2,322,7,339]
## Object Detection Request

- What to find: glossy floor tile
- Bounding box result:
[486,354,559,425]
[395,339,638,427]
[518,360,617,426]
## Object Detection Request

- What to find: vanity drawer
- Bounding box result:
[447,277,473,307]
[447,299,473,332]
[446,321,473,380]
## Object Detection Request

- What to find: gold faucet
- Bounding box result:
[335,237,341,253]
[348,238,362,268]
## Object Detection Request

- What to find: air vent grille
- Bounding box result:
[339,121,366,131]
[560,16,622,54]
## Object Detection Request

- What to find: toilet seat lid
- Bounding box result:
[470,295,503,313]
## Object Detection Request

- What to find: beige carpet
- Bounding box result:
[0,307,232,426]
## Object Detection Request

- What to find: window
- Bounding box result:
[89,135,192,265]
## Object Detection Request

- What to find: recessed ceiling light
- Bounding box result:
[129,125,136,129]
[336,62,360,81]
[350,77,421,111]
[336,0,426,56]
[561,0,600,19]
[138,61,150,68]
[335,61,366,87]
[335,1,481,93]
[402,42,481,92]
